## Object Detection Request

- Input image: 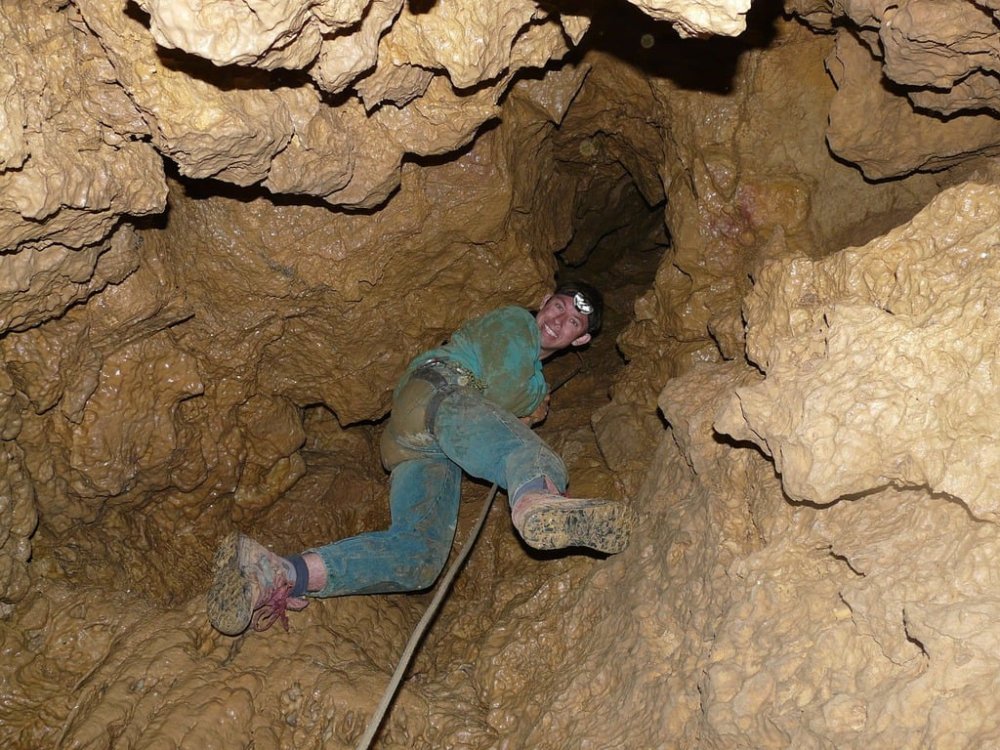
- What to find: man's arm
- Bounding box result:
[519,393,550,427]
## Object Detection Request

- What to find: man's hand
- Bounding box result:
[520,394,551,427]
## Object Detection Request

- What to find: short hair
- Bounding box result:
[553,280,603,335]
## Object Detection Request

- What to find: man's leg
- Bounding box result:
[304,456,462,597]
[207,456,461,636]
[431,387,630,554]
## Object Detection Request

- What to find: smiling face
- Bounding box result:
[535,293,592,359]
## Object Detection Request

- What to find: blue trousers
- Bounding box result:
[307,368,567,597]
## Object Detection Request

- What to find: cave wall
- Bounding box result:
[585,2,1000,746]
[4,0,1000,747]
[643,180,1000,747]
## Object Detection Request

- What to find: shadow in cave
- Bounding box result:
[167,160,399,217]
[407,0,440,14]
[712,430,772,461]
[550,0,786,93]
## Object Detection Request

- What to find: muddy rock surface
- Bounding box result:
[5,0,1000,747]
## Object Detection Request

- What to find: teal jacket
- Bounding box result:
[400,306,547,418]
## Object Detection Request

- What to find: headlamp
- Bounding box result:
[572,291,594,315]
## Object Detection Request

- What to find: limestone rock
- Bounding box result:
[77,0,296,186]
[1,97,570,605]
[826,30,1000,179]
[7,0,1000,747]
[0,368,35,615]
[716,180,1000,518]
[260,87,355,197]
[624,189,1000,745]
[510,62,590,126]
[879,0,1000,92]
[309,0,401,95]
[0,7,167,601]
[611,20,940,410]
[0,4,165,246]
[66,334,204,497]
[909,71,1000,117]
[0,226,141,336]
[0,2,166,327]
[783,0,834,29]
[0,58,25,172]
[378,0,552,90]
[355,61,434,110]
[626,0,751,37]
[797,0,1000,177]
[68,0,589,212]
[137,0,335,69]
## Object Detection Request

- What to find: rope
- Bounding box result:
[355,482,499,750]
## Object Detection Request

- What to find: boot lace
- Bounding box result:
[250,571,300,632]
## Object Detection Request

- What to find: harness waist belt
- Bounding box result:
[413,358,486,392]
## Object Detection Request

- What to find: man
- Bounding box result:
[208,282,631,636]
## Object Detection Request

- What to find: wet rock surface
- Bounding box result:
[5,0,1000,747]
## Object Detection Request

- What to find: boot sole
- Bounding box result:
[519,499,632,554]
[206,531,253,636]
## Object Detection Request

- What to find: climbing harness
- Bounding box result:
[421,357,487,392]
